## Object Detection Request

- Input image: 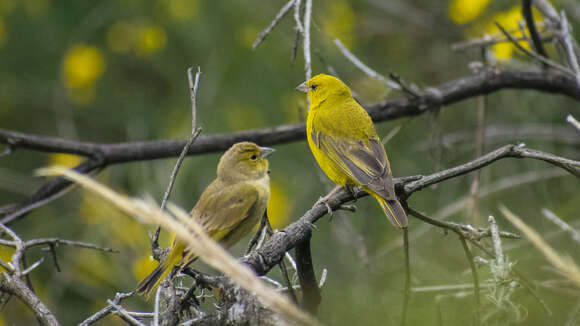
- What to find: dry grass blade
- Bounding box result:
[500,205,580,288]
[37,166,321,326]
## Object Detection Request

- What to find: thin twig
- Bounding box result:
[293,0,304,33]
[400,228,410,326]
[22,238,117,253]
[468,84,487,226]
[495,22,575,77]
[22,258,44,276]
[333,39,400,90]
[405,206,519,241]
[559,11,580,87]
[568,114,580,131]
[253,0,295,50]
[303,0,312,81]
[452,34,554,51]
[488,215,505,272]
[154,286,161,326]
[279,259,298,303]
[541,208,580,244]
[522,0,548,59]
[458,236,480,326]
[152,67,202,253]
[108,299,147,326]
[79,292,135,326]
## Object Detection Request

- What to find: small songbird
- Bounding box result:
[136,142,274,297]
[296,74,407,228]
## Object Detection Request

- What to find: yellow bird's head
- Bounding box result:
[217,142,274,181]
[296,74,352,108]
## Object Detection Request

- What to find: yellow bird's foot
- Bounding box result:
[316,196,334,215]
[316,185,342,215]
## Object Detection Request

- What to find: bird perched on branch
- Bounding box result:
[297,74,407,228]
[136,142,274,297]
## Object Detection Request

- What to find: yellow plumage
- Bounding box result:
[298,74,407,228]
[136,142,274,297]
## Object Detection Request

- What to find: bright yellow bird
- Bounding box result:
[136,142,274,297]
[297,74,407,228]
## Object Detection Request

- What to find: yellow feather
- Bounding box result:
[136,142,272,298]
[303,74,407,228]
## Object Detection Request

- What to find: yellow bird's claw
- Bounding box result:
[316,196,333,215]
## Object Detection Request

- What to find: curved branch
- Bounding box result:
[240,145,579,275]
[1,69,579,223]
[0,70,578,162]
[1,276,60,326]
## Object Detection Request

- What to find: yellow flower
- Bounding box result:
[136,25,167,56]
[107,21,136,54]
[267,180,291,229]
[323,0,355,48]
[48,153,84,167]
[62,44,106,89]
[164,0,199,22]
[449,0,492,24]
[0,246,14,271]
[487,6,534,60]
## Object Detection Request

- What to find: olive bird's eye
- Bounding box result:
[310,84,317,90]
[250,154,257,160]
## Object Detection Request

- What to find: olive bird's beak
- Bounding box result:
[260,147,275,158]
[295,82,308,93]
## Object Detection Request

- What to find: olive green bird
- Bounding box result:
[297,74,407,228]
[136,142,274,297]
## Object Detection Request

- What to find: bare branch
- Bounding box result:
[0,276,59,326]
[22,238,118,253]
[152,67,203,253]
[401,228,410,326]
[523,0,548,59]
[79,292,135,326]
[253,0,295,50]
[559,11,580,87]
[293,0,304,32]
[459,236,480,326]
[495,22,575,77]
[242,141,579,276]
[568,114,580,131]
[295,239,320,314]
[541,208,580,244]
[303,0,312,81]
[2,69,580,224]
[334,39,400,90]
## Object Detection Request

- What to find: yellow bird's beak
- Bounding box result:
[295,82,308,93]
[260,147,275,158]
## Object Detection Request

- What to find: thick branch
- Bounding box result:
[0,70,578,163]
[0,276,59,326]
[241,145,579,275]
[295,239,321,314]
[2,69,579,222]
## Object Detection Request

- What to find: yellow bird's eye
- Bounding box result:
[310,84,317,91]
[250,154,257,160]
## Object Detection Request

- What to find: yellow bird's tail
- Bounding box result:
[372,193,408,228]
[136,243,184,298]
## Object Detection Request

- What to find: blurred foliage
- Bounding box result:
[0,0,579,325]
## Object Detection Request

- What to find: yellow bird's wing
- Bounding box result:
[311,125,396,201]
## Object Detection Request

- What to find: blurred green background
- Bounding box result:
[0,0,579,325]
